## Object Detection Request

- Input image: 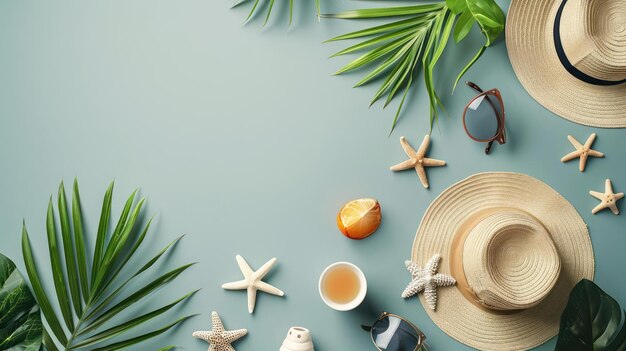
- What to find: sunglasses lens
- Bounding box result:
[371,316,421,350]
[465,93,502,141]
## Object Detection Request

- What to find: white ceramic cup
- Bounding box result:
[318,262,367,311]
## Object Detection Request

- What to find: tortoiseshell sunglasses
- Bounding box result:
[463,81,506,154]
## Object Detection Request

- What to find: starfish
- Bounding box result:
[192,311,247,351]
[222,255,285,314]
[390,135,446,189]
[561,133,604,172]
[590,179,624,215]
[402,254,455,310]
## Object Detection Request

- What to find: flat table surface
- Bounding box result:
[1,1,625,351]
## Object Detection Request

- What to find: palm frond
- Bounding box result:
[235,0,321,26]
[325,0,505,133]
[21,179,196,350]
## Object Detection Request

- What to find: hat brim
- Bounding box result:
[506,0,626,128]
[412,172,594,351]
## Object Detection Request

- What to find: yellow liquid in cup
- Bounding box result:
[322,266,361,304]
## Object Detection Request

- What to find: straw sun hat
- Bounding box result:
[412,172,594,351]
[507,0,626,127]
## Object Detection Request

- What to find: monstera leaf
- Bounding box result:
[324,0,505,132]
[556,279,626,351]
[0,253,42,351]
[21,180,197,350]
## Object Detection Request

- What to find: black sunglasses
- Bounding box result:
[362,312,427,351]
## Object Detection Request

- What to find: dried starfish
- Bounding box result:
[390,135,446,189]
[402,254,456,310]
[590,179,624,215]
[561,133,604,172]
[193,311,247,351]
[222,255,284,314]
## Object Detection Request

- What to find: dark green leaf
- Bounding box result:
[90,315,196,351]
[42,327,59,351]
[84,263,195,333]
[45,198,74,332]
[0,253,43,351]
[91,182,114,289]
[84,234,177,322]
[21,181,196,350]
[58,182,83,316]
[72,179,90,303]
[72,290,198,348]
[556,279,626,351]
[21,226,68,345]
[91,192,140,297]
[90,217,155,304]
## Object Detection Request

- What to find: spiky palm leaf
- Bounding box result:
[233,0,321,26]
[21,179,197,350]
[324,0,505,132]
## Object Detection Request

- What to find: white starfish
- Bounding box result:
[402,254,455,310]
[192,311,247,351]
[222,255,285,314]
[590,179,624,215]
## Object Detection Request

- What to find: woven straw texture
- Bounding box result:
[411,172,594,351]
[506,0,626,128]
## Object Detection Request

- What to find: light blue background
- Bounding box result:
[1,1,624,350]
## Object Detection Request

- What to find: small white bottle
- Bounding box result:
[280,327,314,351]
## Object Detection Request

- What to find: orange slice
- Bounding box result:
[337,198,382,240]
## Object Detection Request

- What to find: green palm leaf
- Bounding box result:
[21,180,197,350]
[234,0,321,26]
[325,0,505,133]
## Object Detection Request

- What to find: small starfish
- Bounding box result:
[390,135,446,189]
[193,311,247,351]
[561,133,604,172]
[590,179,624,215]
[222,255,285,314]
[402,254,456,310]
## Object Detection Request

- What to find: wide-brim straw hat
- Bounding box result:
[507,0,626,127]
[412,172,594,351]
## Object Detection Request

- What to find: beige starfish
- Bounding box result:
[222,255,284,314]
[193,311,247,351]
[561,133,604,172]
[390,135,446,189]
[590,179,624,215]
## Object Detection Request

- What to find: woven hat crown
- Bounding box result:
[560,0,626,81]
[462,210,562,311]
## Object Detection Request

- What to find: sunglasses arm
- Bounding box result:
[466,81,485,93]
[361,325,373,332]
